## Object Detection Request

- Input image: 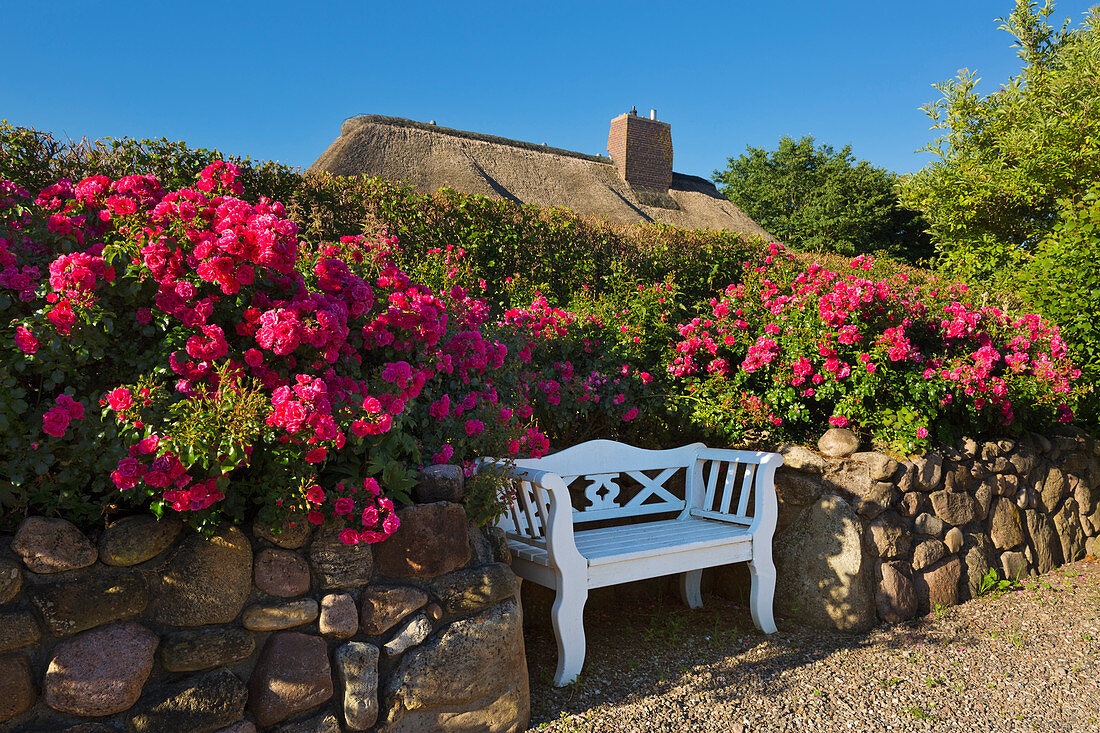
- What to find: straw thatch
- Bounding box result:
[308,115,773,239]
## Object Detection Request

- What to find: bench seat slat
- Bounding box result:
[577,519,751,565]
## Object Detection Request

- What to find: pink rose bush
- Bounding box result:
[671,245,1082,451]
[1,165,545,537]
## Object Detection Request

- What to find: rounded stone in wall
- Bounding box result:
[912,555,961,615]
[817,428,859,458]
[309,522,374,590]
[248,632,333,728]
[160,626,256,672]
[254,548,310,597]
[150,526,252,626]
[98,515,182,567]
[12,517,98,574]
[0,652,35,723]
[44,621,158,717]
[253,512,313,550]
[127,668,247,733]
[0,557,22,604]
[27,565,149,636]
[372,502,471,580]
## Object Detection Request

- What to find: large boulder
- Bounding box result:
[150,526,252,626]
[817,428,859,458]
[379,599,529,733]
[774,493,874,632]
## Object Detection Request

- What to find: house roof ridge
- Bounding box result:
[340,114,612,165]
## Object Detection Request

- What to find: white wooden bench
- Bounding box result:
[480,439,782,686]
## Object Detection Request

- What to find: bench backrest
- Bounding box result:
[512,440,704,524]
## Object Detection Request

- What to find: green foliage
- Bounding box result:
[978,567,1023,596]
[713,135,931,262]
[899,2,1100,284]
[1011,185,1100,425]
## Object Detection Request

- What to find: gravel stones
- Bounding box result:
[45,621,158,716]
[28,565,148,636]
[151,526,252,626]
[380,599,529,733]
[0,653,35,722]
[0,557,23,604]
[930,489,977,526]
[127,668,247,733]
[254,548,310,597]
[242,599,319,631]
[319,593,358,638]
[360,585,429,636]
[428,562,520,617]
[373,502,471,579]
[12,517,97,574]
[414,464,465,503]
[336,641,380,730]
[774,494,874,632]
[98,515,181,567]
[875,561,916,623]
[308,522,374,590]
[249,632,333,728]
[0,606,41,652]
[160,627,255,673]
[816,428,859,458]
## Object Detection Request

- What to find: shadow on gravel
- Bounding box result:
[523,577,988,728]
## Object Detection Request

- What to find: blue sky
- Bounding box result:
[4,1,1096,180]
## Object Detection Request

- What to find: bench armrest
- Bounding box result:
[690,449,783,537]
[479,461,587,577]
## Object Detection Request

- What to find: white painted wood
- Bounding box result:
[680,569,703,609]
[482,440,782,687]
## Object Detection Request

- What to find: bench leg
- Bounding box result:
[679,569,703,609]
[551,578,588,686]
[748,551,778,634]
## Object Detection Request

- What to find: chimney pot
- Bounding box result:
[650,109,656,120]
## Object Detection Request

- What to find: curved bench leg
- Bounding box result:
[679,569,703,609]
[551,578,588,686]
[748,550,778,634]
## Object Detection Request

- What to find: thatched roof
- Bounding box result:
[308,115,773,239]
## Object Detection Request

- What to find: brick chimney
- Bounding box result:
[607,108,673,192]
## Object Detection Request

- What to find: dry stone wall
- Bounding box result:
[772,427,1100,632]
[0,467,528,733]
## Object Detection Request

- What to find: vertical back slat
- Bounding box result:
[532,483,551,535]
[719,462,737,515]
[736,463,755,517]
[509,492,526,536]
[702,460,720,511]
[517,480,542,537]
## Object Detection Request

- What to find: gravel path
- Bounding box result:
[525,557,1100,732]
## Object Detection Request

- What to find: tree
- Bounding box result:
[899,1,1100,284]
[712,135,931,262]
